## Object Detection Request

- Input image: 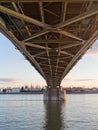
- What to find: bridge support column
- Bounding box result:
[43,87,66,101]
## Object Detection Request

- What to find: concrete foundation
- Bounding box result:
[43,88,66,101]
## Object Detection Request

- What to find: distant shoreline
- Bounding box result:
[0,92,43,94]
[0,92,98,95]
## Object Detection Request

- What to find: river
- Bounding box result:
[0,94,98,130]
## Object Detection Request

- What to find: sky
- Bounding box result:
[0,33,98,88]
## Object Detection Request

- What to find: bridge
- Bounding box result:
[0,0,98,100]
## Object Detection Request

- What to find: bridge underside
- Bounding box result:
[0,0,98,88]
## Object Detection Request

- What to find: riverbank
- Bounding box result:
[0,91,98,94]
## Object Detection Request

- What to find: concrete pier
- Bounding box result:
[43,88,66,101]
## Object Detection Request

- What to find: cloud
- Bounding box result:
[62,77,98,87]
[0,78,17,84]
[63,77,96,82]
[85,40,98,56]
[73,79,96,82]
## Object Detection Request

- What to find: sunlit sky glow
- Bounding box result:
[0,33,98,88]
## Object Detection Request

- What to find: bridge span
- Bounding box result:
[0,0,98,100]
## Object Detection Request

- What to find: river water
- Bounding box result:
[0,94,98,130]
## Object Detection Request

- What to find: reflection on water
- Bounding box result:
[1,94,98,130]
[43,101,66,130]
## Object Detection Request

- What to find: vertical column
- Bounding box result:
[43,87,66,101]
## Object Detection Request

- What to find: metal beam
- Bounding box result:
[58,42,83,50]
[1,0,98,2]
[86,1,93,11]
[59,56,71,60]
[53,29,83,41]
[61,30,98,80]
[59,60,68,63]
[23,30,49,42]
[39,2,45,23]
[0,5,49,28]
[56,7,98,29]
[56,50,74,56]
[29,39,81,43]
[55,45,60,73]
[61,1,67,22]
[36,56,48,60]
[1,1,98,88]
[40,63,65,69]
[24,42,46,49]
[33,51,46,57]
[44,8,59,18]
[12,2,31,36]
[61,51,74,56]
[0,24,46,79]
[45,43,52,76]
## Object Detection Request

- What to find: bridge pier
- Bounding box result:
[43,87,66,101]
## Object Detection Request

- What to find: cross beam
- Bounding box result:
[0,5,50,28]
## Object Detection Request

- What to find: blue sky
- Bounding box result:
[0,33,98,88]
